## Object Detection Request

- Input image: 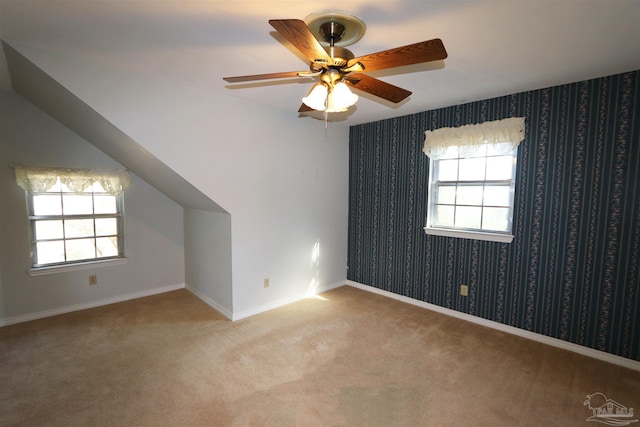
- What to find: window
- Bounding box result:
[14,166,130,271]
[423,117,524,243]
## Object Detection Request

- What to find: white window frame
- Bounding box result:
[26,185,126,273]
[422,117,524,243]
[424,147,518,243]
[14,166,130,274]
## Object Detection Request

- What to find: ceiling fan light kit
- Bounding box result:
[301,66,359,112]
[326,81,358,112]
[302,83,329,111]
[223,10,447,116]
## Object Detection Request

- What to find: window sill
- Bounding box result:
[424,227,514,243]
[28,257,128,276]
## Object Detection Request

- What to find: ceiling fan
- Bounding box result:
[223,11,448,114]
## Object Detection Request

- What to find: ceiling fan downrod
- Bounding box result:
[319,21,345,46]
[318,22,355,67]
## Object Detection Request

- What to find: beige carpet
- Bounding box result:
[1,286,638,426]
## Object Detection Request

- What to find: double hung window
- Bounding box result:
[423,117,524,243]
[14,166,130,271]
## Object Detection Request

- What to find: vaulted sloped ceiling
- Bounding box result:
[2,42,227,213]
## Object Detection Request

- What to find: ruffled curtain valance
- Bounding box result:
[423,117,525,159]
[14,165,131,195]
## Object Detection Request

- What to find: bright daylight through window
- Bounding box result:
[423,117,525,243]
[14,166,130,271]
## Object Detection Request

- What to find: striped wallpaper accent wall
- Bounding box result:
[347,70,640,361]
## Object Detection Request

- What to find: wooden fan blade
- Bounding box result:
[298,103,313,113]
[269,19,333,65]
[346,74,412,103]
[223,71,303,83]
[349,38,447,72]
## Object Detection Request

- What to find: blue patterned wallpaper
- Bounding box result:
[348,70,640,361]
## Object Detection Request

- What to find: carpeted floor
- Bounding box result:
[1,285,638,426]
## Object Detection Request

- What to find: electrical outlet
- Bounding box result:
[263,277,270,288]
[89,274,97,285]
[460,284,468,296]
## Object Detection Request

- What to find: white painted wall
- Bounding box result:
[184,208,232,317]
[0,90,185,323]
[9,43,350,317]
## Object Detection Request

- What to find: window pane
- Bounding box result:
[435,205,455,227]
[65,219,95,238]
[457,185,483,206]
[63,194,93,215]
[96,237,118,257]
[66,238,96,261]
[33,194,62,215]
[437,159,458,181]
[486,156,514,180]
[458,158,486,181]
[482,207,510,231]
[483,185,511,207]
[455,206,482,229]
[95,218,117,236]
[35,220,64,240]
[437,185,456,204]
[94,195,116,214]
[36,240,65,264]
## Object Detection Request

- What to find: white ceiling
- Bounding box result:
[1,0,639,125]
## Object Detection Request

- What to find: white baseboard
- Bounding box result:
[230,281,345,321]
[185,285,233,320]
[0,283,185,327]
[8,279,635,372]
[345,280,640,372]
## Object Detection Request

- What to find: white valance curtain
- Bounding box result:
[14,165,131,195]
[423,117,525,159]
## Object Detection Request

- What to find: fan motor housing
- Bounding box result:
[325,46,354,66]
